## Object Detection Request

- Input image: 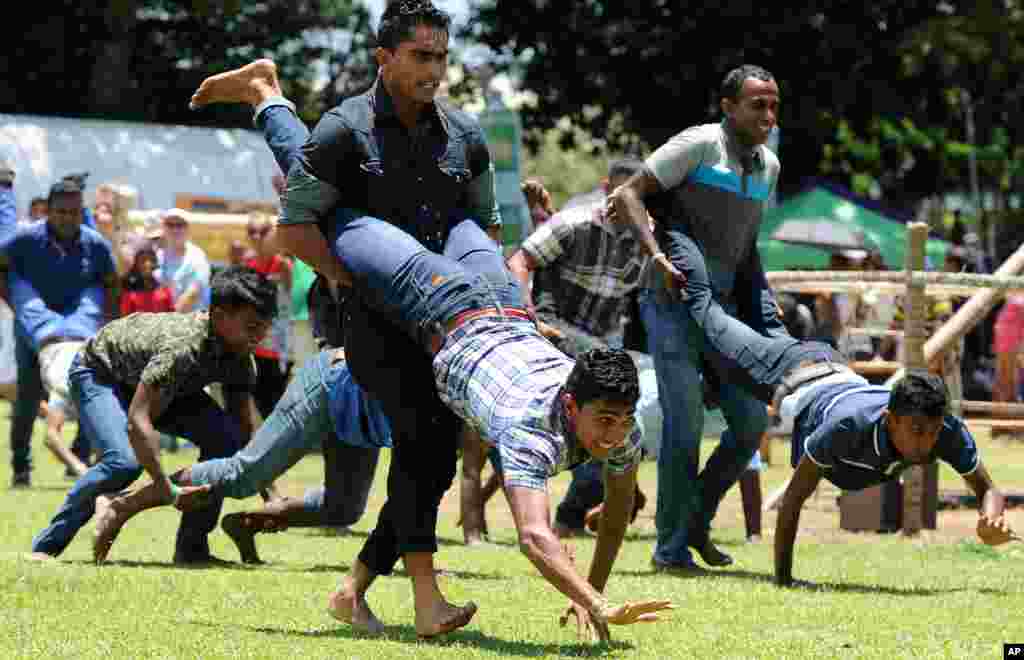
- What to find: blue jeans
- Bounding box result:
[189,351,380,526]
[327,210,523,347]
[32,356,244,557]
[641,230,840,564]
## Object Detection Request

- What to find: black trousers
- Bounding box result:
[345,297,460,576]
[252,354,290,420]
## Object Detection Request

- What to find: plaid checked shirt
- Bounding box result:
[433,316,642,491]
[521,200,648,338]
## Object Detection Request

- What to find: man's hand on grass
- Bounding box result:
[977,514,1018,546]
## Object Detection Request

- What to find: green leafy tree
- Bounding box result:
[1,1,374,128]
[464,1,1017,211]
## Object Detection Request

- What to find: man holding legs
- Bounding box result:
[610,65,784,571]
[190,64,670,640]
[595,209,1017,587]
[189,2,497,636]
[29,267,274,562]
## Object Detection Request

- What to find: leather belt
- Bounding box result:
[771,361,851,416]
[445,307,533,335]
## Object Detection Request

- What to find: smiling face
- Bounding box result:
[722,76,780,147]
[885,411,943,464]
[564,393,636,461]
[377,23,449,107]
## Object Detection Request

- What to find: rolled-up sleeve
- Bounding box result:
[463,131,501,229]
[519,213,575,268]
[280,114,352,227]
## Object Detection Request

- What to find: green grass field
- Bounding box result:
[2,402,1023,659]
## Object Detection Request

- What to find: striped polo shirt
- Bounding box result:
[644,120,780,300]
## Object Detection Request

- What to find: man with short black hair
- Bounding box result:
[611,64,784,571]
[774,369,1011,586]
[191,67,673,640]
[188,1,502,637]
[29,266,275,563]
[0,177,117,488]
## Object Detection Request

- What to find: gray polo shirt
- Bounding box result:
[644,120,780,296]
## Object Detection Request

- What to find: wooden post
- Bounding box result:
[902,223,930,536]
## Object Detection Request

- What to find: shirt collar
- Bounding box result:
[720,119,765,171]
[371,76,450,136]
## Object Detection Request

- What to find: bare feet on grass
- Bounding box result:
[327,579,386,636]
[92,496,128,564]
[415,599,478,639]
[190,59,282,110]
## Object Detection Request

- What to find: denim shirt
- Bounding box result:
[0,221,114,350]
[282,78,500,253]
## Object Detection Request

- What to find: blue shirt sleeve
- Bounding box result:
[56,284,106,342]
[8,272,63,348]
[934,415,979,475]
[0,187,16,239]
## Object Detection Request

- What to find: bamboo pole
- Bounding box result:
[902,223,930,536]
[923,242,1024,362]
[766,269,1024,290]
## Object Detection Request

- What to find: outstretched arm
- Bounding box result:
[774,455,823,586]
[963,463,1016,544]
[505,481,671,642]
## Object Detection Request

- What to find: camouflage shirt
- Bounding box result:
[81,312,255,400]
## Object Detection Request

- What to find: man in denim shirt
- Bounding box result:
[0,177,117,487]
[189,0,499,638]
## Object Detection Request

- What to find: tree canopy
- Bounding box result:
[464,1,1024,211]
[1,1,375,129]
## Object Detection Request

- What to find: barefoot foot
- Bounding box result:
[327,583,385,636]
[221,513,264,565]
[190,59,282,110]
[92,498,128,564]
[415,600,478,638]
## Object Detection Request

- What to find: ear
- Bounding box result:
[375,47,391,69]
[720,96,734,118]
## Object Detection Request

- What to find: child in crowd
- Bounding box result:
[120,245,175,316]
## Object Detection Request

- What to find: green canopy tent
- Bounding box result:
[757,187,949,271]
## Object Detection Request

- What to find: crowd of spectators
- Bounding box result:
[0,161,315,487]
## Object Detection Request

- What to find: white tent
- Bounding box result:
[0,113,280,217]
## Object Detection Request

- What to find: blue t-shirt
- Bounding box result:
[792,382,978,491]
[0,221,115,349]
